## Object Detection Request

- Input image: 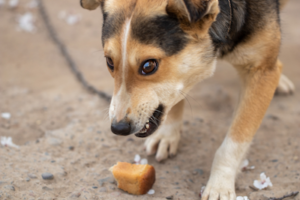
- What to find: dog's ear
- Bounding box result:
[166,0,219,23]
[80,0,102,10]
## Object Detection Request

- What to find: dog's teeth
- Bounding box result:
[147,120,149,123]
[146,123,149,129]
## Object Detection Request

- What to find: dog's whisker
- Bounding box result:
[179,90,196,102]
[149,116,159,127]
[178,90,193,117]
[153,110,164,114]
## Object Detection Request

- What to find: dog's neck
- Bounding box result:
[210,0,246,57]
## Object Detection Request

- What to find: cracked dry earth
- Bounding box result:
[0,0,299,200]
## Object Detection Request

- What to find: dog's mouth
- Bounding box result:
[135,104,164,138]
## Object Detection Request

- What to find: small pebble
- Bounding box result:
[58,171,67,177]
[99,187,107,192]
[9,0,19,8]
[0,181,6,185]
[98,177,115,186]
[147,189,155,195]
[70,192,81,198]
[47,137,62,146]
[127,138,134,142]
[68,146,74,151]
[237,196,250,200]
[166,195,173,200]
[4,185,15,191]
[134,154,141,163]
[42,186,52,191]
[28,190,36,197]
[140,158,148,165]
[192,169,204,175]
[183,121,189,125]
[92,186,98,189]
[28,174,37,179]
[1,113,11,119]
[25,177,30,182]
[196,117,204,122]
[109,185,116,190]
[41,173,54,180]
[267,114,280,120]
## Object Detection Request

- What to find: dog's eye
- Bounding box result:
[140,59,158,75]
[106,57,114,71]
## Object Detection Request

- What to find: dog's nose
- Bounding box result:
[111,120,131,136]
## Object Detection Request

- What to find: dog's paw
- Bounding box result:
[144,124,180,162]
[201,176,236,200]
[276,74,295,95]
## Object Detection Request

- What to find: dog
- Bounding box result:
[80,0,295,199]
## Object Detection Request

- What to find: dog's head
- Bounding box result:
[81,0,219,137]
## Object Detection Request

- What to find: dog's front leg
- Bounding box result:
[144,100,184,162]
[202,60,281,200]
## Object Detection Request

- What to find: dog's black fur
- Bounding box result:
[101,11,126,45]
[211,0,280,56]
[131,15,188,56]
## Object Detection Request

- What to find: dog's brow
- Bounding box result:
[131,15,188,56]
[102,12,126,45]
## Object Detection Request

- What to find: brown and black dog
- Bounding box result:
[80,0,294,199]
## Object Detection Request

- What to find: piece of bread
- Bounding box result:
[110,162,155,195]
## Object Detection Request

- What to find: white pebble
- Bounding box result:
[18,12,36,32]
[47,137,62,146]
[58,10,81,25]
[236,196,249,200]
[1,112,11,119]
[134,154,141,163]
[147,189,155,195]
[140,158,148,165]
[0,0,5,6]
[66,15,80,25]
[9,0,18,8]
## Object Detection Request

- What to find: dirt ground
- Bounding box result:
[0,0,299,199]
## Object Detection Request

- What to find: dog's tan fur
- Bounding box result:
[224,19,282,143]
[81,0,294,199]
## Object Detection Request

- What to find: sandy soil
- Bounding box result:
[0,0,299,199]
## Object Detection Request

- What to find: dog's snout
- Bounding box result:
[111,120,131,136]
